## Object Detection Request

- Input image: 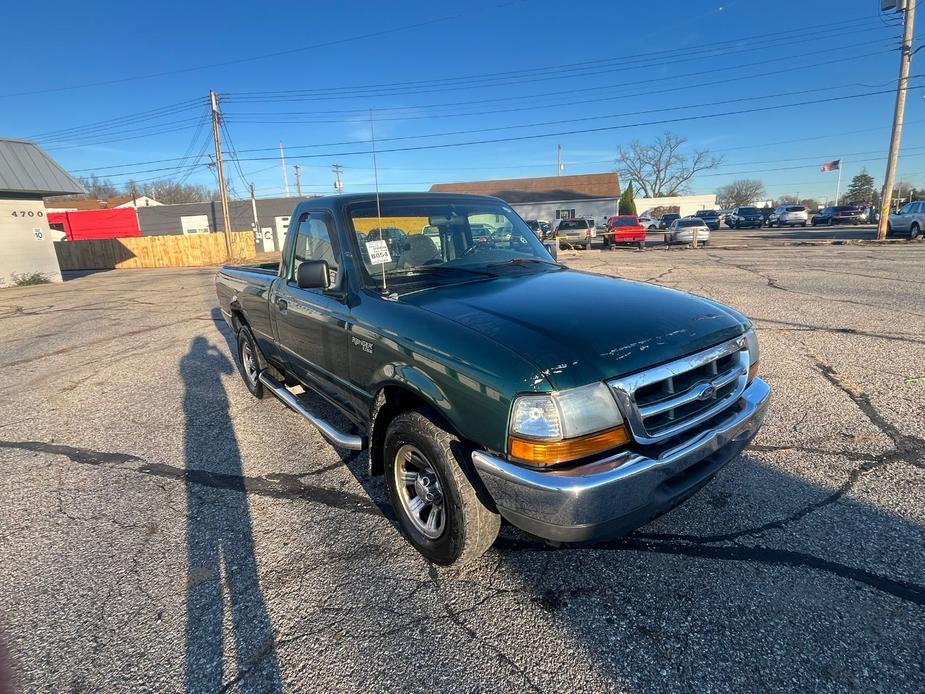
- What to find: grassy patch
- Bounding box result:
[11,272,52,286]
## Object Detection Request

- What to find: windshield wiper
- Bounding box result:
[484,258,561,268]
[383,266,497,278]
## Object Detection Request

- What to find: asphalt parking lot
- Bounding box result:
[1,239,923,692]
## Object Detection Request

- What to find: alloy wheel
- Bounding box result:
[394,444,446,539]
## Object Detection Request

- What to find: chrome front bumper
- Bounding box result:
[471,377,771,543]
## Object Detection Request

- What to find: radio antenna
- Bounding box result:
[370,108,387,294]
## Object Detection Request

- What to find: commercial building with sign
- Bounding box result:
[0,138,86,287]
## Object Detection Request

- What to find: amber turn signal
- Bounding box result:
[509,426,630,467]
[747,361,759,383]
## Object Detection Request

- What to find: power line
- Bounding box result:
[226,81,915,156]
[224,16,891,101]
[221,88,916,163]
[224,46,896,127]
[25,98,206,140]
[226,28,901,106]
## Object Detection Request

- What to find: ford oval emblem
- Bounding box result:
[698,384,717,401]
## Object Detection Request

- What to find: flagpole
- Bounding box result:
[835,160,843,205]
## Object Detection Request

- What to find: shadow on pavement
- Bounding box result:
[180,335,282,693]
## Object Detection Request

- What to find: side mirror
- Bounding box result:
[296,260,329,289]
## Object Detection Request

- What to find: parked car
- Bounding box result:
[215,192,770,565]
[693,210,721,230]
[555,218,595,249]
[525,219,551,240]
[604,215,647,249]
[727,207,764,229]
[886,200,924,239]
[811,206,863,226]
[768,205,809,228]
[668,217,711,245]
[658,213,681,230]
[638,214,659,230]
[366,226,407,254]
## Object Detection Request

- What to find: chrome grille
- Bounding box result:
[608,336,749,445]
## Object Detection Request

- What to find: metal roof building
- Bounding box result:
[0,139,86,198]
[0,138,85,287]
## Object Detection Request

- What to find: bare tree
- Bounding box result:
[616,132,722,198]
[716,179,766,209]
[126,178,216,204]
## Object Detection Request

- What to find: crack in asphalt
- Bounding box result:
[754,317,925,345]
[705,254,925,319]
[0,440,380,517]
[493,536,925,606]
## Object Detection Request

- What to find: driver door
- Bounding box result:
[272,211,352,409]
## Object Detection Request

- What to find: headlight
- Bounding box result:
[744,328,760,382]
[508,382,629,466]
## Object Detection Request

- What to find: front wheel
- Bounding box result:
[911,223,921,240]
[384,409,500,565]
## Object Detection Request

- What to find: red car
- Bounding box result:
[604,215,647,249]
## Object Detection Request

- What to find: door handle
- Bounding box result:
[276,298,288,313]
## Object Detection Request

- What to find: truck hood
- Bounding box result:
[401,269,749,390]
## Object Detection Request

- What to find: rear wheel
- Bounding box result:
[384,409,500,565]
[828,218,834,226]
[236,326,266,399]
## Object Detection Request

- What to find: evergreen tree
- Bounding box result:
[618,181,637,215]
[845,169,875,205]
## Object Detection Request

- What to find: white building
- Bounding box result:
[0,139,86,287]
[430,173,717,225]
[45,194,161,212]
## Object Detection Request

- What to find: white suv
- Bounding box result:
[768,205,808,228]
[887,201,924,239]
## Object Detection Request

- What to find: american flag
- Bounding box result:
[820,160,840,172]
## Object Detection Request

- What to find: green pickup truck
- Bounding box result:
[216,193,771,565]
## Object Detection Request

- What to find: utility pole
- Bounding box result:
[210,90,233,259]
[878,0,917,239]
[332,163,344,193]
[280,142,290,196]
[293,164,302,196]
[556,144,563,176]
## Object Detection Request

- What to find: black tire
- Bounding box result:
[801,222,807,227]
[384,409,500,565]
[734,221,740,229]
[886,223,892,237]
[236,326,266,399]
[637,241,645,250]
[828,218,834,226]
[911,223,921,240]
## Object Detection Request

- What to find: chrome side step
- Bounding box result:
[258,371,364,451]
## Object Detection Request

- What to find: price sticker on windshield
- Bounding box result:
[365,239,392,264]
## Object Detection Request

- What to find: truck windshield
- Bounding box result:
[347,198,555,286]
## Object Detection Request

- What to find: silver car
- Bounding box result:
[887,201,924,239]
[555,218,595,249]
[768,205,808,227]
[668,217,711,245]
[638,214,660,230]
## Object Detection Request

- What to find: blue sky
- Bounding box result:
[3,0,923,202]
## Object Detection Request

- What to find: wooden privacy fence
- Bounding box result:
[54,232,256,270]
